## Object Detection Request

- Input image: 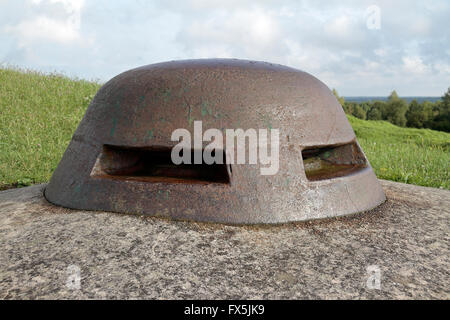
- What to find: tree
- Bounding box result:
[385,90,408,127]
[421,101,435,128]
[442,87,450,110]
[332,88,345,106]
[406,100,432,128]
[352,104,367,119]
[388,90,399,102]
[428,87,450,132]
[372,101,387,119]
[439,87,450,121]
[367,106,382,120]
[342,102,354,115]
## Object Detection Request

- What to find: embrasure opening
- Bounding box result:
[91,145,231,184]
[302,142,367,181]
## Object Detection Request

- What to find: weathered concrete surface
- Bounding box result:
[0,180,448,299]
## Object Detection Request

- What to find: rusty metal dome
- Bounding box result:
[45,59,385,224]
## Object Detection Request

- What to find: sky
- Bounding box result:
[0,0,449,96]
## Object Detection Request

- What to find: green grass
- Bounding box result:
[0,67,100,189]
[348,115,449,189]
[0,67,449,189]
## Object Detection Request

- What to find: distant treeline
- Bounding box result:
[333,88,450,132]
[344,96,441,104]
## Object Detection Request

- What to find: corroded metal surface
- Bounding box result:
[45,59,385,224]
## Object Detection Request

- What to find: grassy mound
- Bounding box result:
[0,68,100,189]
[349,116,449,189]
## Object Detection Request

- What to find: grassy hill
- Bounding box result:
[349,116,449,189]
[1,68,449,190]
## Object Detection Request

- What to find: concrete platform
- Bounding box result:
[0,180,448,299]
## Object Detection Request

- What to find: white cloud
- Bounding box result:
[374,48,387,57]
[323,15,361,42]
[409,17,432,35]
[4,0,85,46]
[7,15,79,45]
[402,56,429,74]
[433,61,450,74]
[178,7,282,59]
[0,0,449,95]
